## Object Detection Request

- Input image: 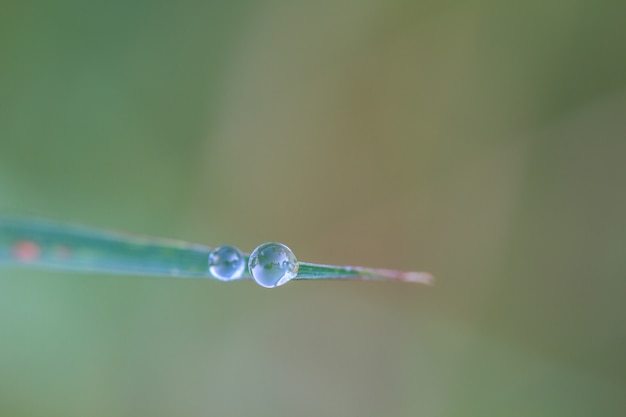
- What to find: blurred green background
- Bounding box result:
[1,1,625,416]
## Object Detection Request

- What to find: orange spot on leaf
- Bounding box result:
[13,240,41,262]
[54,245,71,259]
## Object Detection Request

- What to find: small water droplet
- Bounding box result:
[248,242,298,288]
[208,245,245,281]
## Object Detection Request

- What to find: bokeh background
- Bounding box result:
[1,1,626,416]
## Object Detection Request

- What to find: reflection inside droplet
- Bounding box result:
[208,245,245,281]
[248,242,298,288]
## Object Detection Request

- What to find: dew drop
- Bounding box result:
[248,242,298,288]
[208,245,245,281]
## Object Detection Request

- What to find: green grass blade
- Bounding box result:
[0,215,433,287]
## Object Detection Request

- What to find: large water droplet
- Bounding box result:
[248,242,298,288]
[208,245,245,281]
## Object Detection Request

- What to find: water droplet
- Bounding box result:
[248,242,298,288]
[208,245,245,281]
